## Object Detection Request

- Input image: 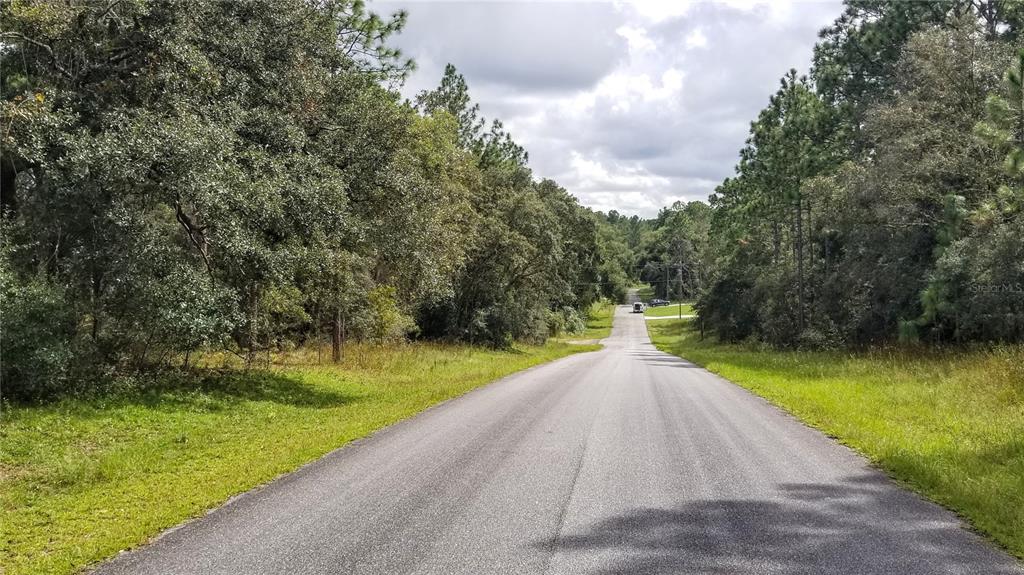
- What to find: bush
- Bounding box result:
[0,267,77,400]
[546,307,586,337]
[928,217,1024,342]
[364,286,416,344]
[698,274,759,342]
[796,325,841,350]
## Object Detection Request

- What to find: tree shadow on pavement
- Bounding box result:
[628,350,704,369]
[538,473,1022,575]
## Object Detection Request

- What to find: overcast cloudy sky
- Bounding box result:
[375,0,844,217]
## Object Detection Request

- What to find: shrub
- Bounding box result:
[0,266,77,400]
[546,306,586,337]
[364,286,416,344]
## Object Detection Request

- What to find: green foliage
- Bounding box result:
[414,65,527,168]
[414,64,485,149]
[911,41,1024,343]
[411,68,620,348]
[0,256,76,399]
[813,1,954,124]
[0,3,628,399]
[365,285,416,343]
[546,306,586,337]
[552,299,615,342]
[977,47,1024,206]
[703,70,837,345]
[635,200,712,302]
[700,9,1024,348]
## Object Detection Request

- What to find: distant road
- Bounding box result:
[96,306,1022,574]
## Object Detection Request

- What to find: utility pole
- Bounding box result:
[675,258,684,319]
[664,261,670,301]
[678,244,684,320]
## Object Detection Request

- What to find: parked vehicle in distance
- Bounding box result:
[633,302,646,313]
[649,299,670,307]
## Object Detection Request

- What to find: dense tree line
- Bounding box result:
[698,0,1024,347]
[597,204,712,303]
[0,0,629,400]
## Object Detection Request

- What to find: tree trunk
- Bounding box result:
[91,268,103,342]
[332,309,342,363]
[772,219,780,264]
[246,292,258,369]
[796,194,805,333]
[664,263,670,300]
[0,156,18,215]
[807,199,814,271]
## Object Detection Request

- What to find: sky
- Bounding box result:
[374,0,844,217]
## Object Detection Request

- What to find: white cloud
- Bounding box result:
[569,151,671,191]
[377,0,843,216]
[658,68,685,97]
[616,25,656,53]
[622,0,694,23]
[685,27,708,49]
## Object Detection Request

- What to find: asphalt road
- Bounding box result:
[95,305,1023,575]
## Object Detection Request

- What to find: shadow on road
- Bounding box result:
[627,350,703,369]
[537,473,1020,575]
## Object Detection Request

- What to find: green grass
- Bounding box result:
[647,319,1024,558]
[0,340,598,575]
[579,300,616,340]
[644,302,695,318]
[636,285,654,301]
[552,300,615,344]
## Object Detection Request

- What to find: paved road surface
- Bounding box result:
[96,305,1022,575]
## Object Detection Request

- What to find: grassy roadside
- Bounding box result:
[551,299,616,344]
[0,340,599,575]
[644,302,694,318]
[636,285,654,301]
[578,300,616,340]
[647,319,1024,558]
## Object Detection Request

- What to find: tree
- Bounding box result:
[699,14,1020,348]
[414,64,485,148]
[700,69,836,344]
[415,64,528,169]
[413,67,622,347]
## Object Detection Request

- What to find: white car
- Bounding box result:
[632,302,646,313]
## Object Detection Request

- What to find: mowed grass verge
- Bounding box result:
[644,302,694,318]
[648,319,1024,558]
[574,300,616,341]
[0,340,599,575]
